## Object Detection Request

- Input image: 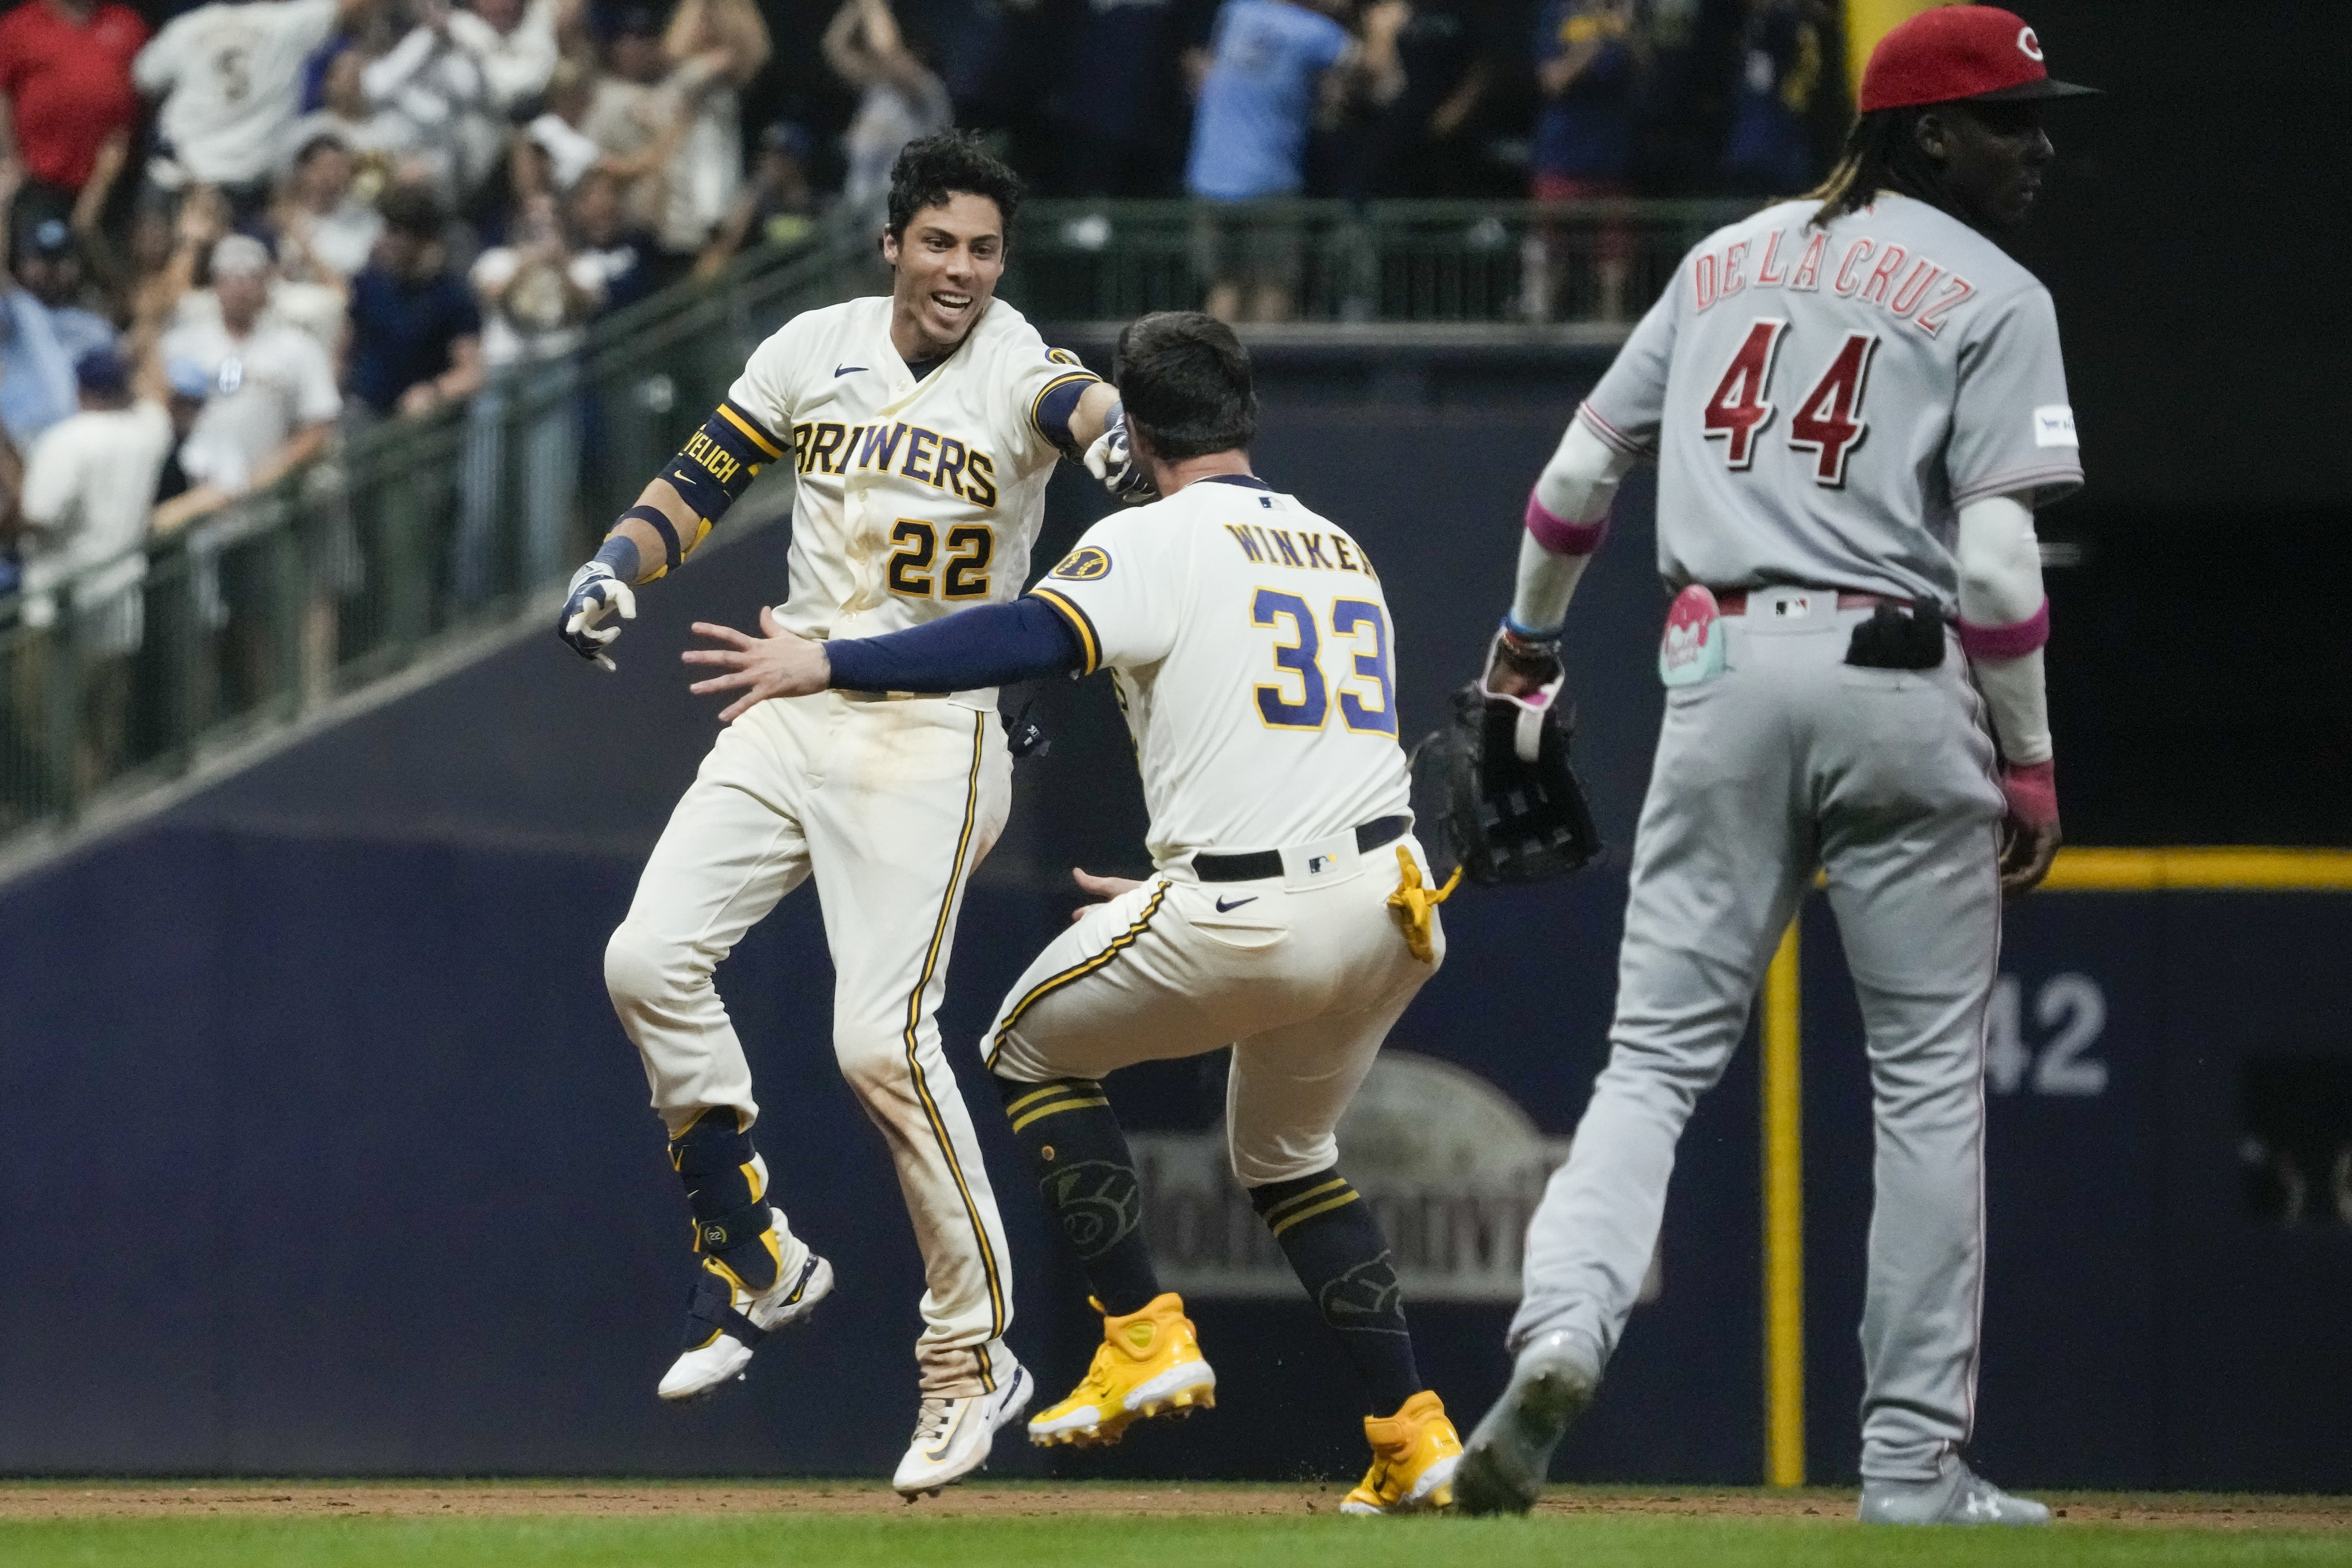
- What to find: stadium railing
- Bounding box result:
[1006,198,1751,329]
[0,221,884,851]
[0,195,1743,855]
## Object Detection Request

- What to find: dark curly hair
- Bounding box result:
[1806,106,1950,227]
[1113,312,1257,461]
[886,130,1024,242]
[1808,99,2045,229]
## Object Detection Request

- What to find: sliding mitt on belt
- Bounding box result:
[1410,635,1603,886]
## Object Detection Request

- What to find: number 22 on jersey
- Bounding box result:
[1250,590,1396,736]
[1703,318,1881,487]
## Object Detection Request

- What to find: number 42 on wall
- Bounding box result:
[1985,972,2108,1096]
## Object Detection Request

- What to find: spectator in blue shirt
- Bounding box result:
[14,218,116,367]
[344,184,483,420]
[1721,0,1831,197]
[1525,0,1643,321]
[0,267,77,448]
[1185,0,1403,321]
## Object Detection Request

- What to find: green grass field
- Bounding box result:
[5,1483,2348,1568]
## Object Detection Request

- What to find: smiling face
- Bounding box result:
[1917,99,2054,232]
[881,192,1006,363]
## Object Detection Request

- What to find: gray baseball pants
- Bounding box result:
[1508,588,2007,1481]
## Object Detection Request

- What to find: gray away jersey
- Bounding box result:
[1580,192,2084,608]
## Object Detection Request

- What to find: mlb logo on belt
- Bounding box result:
[1307,853,1336,875]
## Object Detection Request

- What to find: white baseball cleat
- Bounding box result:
[893,1358,1034,1499]
[1858,1460,2052,1526]
[1452,1331,1598,1516]
[657,1231,834,1403]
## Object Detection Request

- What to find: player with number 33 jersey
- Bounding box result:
[694,313,1471,1514]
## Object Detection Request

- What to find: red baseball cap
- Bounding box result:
[1858,6,2099,113]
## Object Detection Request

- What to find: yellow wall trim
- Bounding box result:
[1843,0,1953,99]
[2041,847,2352,892]
[1760,920,1805,1487]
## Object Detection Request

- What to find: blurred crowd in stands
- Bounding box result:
[0,0,1847,786]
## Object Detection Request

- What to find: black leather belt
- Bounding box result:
[1192,815,1410,884]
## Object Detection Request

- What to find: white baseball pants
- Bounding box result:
[986,834,1445,1187]
[605,690,1017,1395]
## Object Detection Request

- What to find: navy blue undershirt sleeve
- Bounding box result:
[1034,376,1092,452]
[824,597,1086,693]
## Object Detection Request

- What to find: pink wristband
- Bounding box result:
[2000,759,2058,829]
[1956,598,2050,661]
[1526,490,1609,556]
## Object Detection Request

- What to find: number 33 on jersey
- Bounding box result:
[1029,476,1413,870]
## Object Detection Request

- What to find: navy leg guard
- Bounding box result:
[669,1110,780,1292]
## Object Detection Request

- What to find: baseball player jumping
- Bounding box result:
[1452,7,2094,1524]
[685,312,1469,1515]
[555,131,1132,1496]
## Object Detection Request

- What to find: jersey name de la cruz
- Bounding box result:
[1581,192,2085,608]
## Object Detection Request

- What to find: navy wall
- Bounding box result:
[2,392,2347,1488]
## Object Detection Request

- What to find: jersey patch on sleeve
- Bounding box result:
[1049,545,1113,581]
[2032,405,2078,448]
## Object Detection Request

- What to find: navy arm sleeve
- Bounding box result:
[825,597,1086,694]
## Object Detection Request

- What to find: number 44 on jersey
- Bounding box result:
[1703,318,1882,488]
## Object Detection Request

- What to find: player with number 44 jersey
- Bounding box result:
[1457,6,2094,1528]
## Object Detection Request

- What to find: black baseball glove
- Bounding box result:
[1410,637,1603,886]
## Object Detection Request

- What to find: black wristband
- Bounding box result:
[624,504,682,572]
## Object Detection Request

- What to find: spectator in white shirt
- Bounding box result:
[581,6,667,229]
[134,0,374,214]
[17,344,176,783]
[826,0,950,221]
[456,185,598,601]
[654,0,768,268]
[154,233,341,529]
[363,0,558,204]
[269,132,384,284]
[471,190,599,368]
[280,43,423,190]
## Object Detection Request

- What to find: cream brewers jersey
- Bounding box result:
[1580,192,2084,608]
[727,294,1098,704]
[1030,476,1412,869]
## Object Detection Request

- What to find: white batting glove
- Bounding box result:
[559,561,637,671]
[1083,403,1157,505]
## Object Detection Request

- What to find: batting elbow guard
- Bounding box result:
[649,400,785,566]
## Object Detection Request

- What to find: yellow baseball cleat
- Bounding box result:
[1342,1390,1464,1515]
[1028,1293,1217,1446]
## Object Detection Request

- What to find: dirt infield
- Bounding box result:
[2,1481,2347,1530]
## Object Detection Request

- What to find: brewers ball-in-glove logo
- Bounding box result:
[1043,1160,1143,1261]
[1050,545,1113,581]
[1318,1256,1409,1337]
